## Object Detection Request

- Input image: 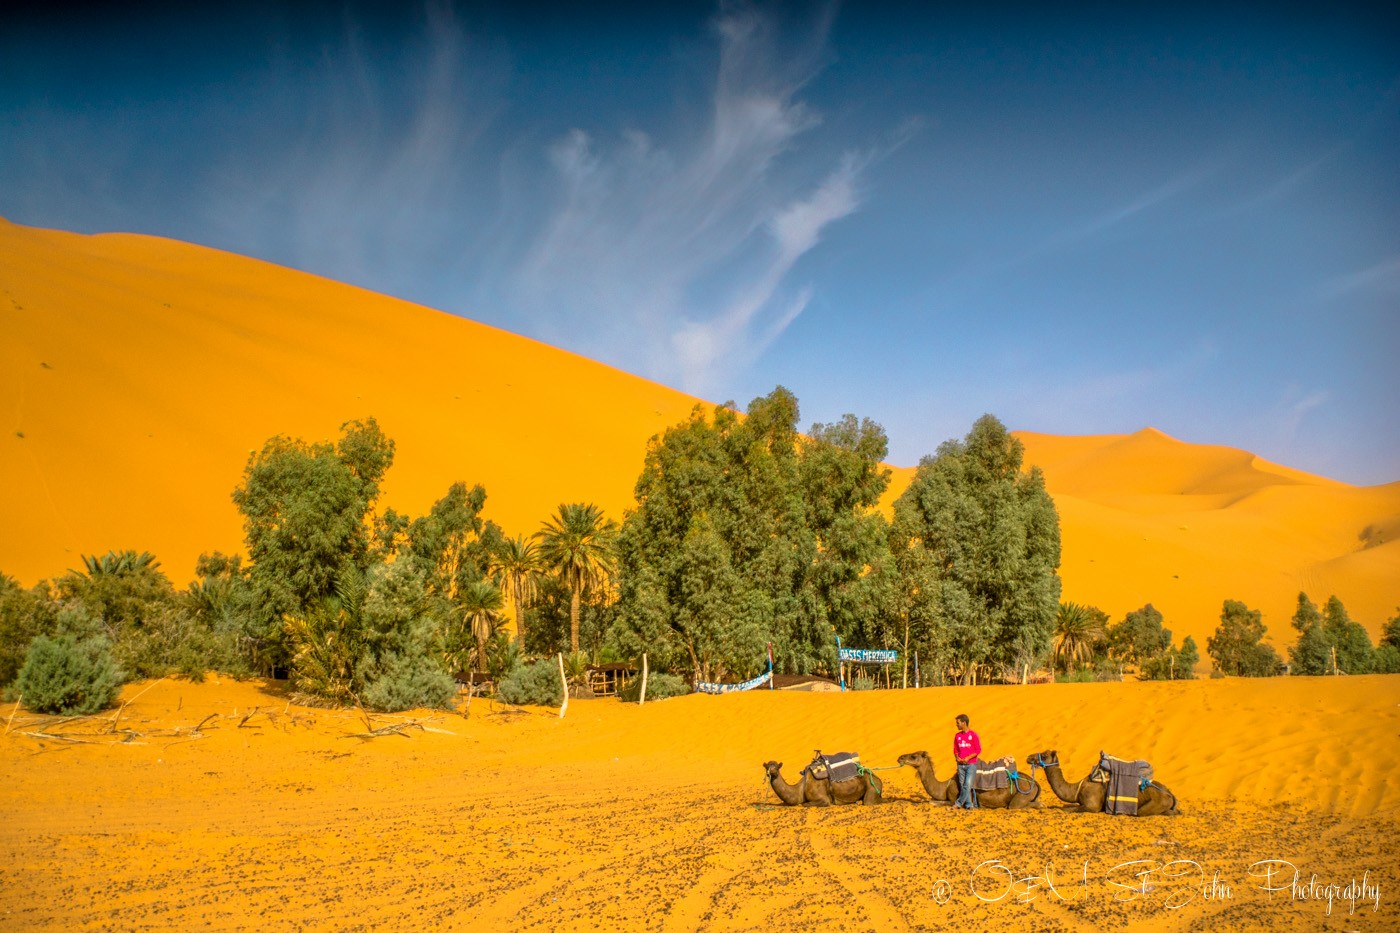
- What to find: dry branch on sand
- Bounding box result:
[340,710,456,740]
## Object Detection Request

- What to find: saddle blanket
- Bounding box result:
[805,751,861,783]
[971,756,1018,791]
[1089,752,1153,786]
[1091,752,1151,816]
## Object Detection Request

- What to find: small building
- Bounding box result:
[586,663,638,697]
[453,670,493,696]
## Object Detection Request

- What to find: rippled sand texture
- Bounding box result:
[2,675,1397,931]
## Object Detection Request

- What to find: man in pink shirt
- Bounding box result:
[953,714,981,809]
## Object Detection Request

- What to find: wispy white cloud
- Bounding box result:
[511,5,865,393]
[1032,164,1216,255]
[1315,255,1400,301]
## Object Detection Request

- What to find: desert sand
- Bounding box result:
[3,218,1398,652]
[2,674,1397,931]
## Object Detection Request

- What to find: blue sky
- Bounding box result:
[3,2,1397,483]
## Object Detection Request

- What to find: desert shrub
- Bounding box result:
[1139,635,1199,681]
[14,634,123,715]
[112,603,243,682]
[497,658,563,706]
[617,671,690,701]
[849,674,877,691]
[1093,659,1124,682]
[1055,667,1095,684]
[361,651,457,712]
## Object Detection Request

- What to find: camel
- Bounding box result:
[896,750,1040,809]
[762,760,882,806]
[1025,750,1179,816]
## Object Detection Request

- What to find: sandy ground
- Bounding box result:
[2,675,1397,931]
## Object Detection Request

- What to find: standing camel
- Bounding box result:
[1025,750,1179,816]
[762,761,882,806]
[896,751,1040,809]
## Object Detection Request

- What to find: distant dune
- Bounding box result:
[4,218,1397,651]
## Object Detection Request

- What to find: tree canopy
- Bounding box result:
[613,387,893,681]
[1207,599,1281,677]
[890,414,1061,684]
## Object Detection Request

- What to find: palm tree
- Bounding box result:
[490,535,543,651]
[1054,601,1105,672]
[458,579,505,673]
[534,503,619,653]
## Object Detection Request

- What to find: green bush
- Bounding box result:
[484,632,522,684]
[617,671,690,701]
[849,674,877,691]
[1055,667,1095,684]
[497,658,563,706]
[112,604,242,682]
[361,652,458,712]
[1370,644,1400,674]
[14,634,124,715]
[0,574,55,687]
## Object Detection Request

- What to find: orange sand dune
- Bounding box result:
[2,675,1397,931]
[3,218,1397,652]
[1,218,704,582]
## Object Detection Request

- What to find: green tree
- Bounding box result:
[535,503,619,653]
[1322,596,1373,673]
[1106,604,1173,668]
[1383,608,1400,650]
[491,535,544,650]
[1141,634,1199,680]
[1378,609,1400,674]
[457,579,505,673]
[613,388,893,682]
[231,419,394,670]
[1053,602,1107,672]
[399,482,499,602]
[1291,591,1323,634]
[527,574,618,659]
[891,414,1061,684]
[1207,600,1281,677]
[797,414,895,671]
[1289,593,1375,675]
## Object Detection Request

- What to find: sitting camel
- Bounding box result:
[896,751,1040,809]
[762,760,882,807]
[1025,749,1179,816]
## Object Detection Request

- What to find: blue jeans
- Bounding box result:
[956,762,978,808]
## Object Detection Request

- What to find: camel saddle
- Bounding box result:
[803,751,861,784]
[1090,752,1152,816]
[1088,752,1153,787]
[970,756,1018,791]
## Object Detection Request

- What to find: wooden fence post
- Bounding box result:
[558,653,568,719]
[639,653,649,706]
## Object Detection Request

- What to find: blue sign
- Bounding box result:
[838,648,898,664]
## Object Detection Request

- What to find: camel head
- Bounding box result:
[896,751,930,767]
[1026,750,1058,769]
[762,761,783,780]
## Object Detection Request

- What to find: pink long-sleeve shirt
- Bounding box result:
[954,729,981,764]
